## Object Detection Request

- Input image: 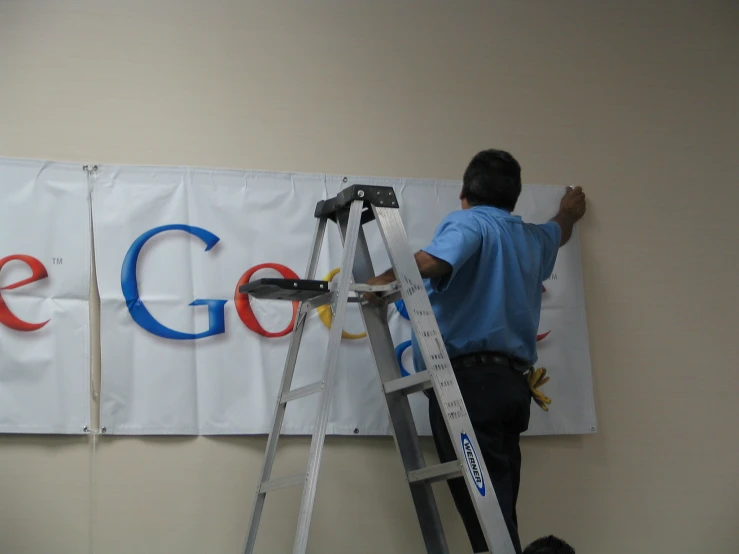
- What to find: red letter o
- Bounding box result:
[234,263,299,338]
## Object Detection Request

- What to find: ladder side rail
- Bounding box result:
[372,206,516,554]
[243,217,328,554]
[292,201,363,554]
[336,211,450,554]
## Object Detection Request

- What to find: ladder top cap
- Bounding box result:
[315,184,399,220]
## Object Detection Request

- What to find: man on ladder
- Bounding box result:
[366,149,587,553]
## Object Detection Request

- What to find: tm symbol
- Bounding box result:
[52,258,63,265]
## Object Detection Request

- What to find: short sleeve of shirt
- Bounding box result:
[536,221,561,279]
[421,211,483,292]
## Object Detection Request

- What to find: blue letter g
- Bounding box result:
[121,224,227,340]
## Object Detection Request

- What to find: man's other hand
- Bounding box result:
[363,250,451,306]
[364,273,396,306]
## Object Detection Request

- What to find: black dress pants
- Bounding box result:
[428,362,531,554]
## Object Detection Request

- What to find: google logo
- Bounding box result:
[2,224,553,377]
[121,224,550,375]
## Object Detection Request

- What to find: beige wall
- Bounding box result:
[1,1,738,552]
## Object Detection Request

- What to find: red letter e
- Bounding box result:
[0,255,50,331]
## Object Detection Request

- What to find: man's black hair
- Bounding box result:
[523,535,576,554]
[460,149,522,212]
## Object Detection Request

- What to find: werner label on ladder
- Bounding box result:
[239,149,587,554]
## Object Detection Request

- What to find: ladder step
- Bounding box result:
[383,371,432,395]
[259,474,306,494]
[407,461,463,484]
[239,278,330,301]
[239,278,399,305]
[281,382,324,404]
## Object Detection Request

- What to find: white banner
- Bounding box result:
[93,165,596,436]
[0,158,91,434]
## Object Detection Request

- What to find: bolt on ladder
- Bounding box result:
[238,184,516,554]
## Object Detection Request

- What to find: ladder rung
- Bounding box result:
[259,474,306,494]
[349,283,399,294]
[303,293,332,310]
[407,461,463,484]
[383,371,432,395]
[383,291,402,304]
[281,382,324,404]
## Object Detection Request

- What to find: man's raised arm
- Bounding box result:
[552,186,587,246]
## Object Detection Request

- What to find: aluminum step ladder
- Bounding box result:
[238,184,515,554]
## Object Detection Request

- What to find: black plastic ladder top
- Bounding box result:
[238,278,329,301]
[314,184,399,222]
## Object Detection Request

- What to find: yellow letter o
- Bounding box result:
[317,268,366,340]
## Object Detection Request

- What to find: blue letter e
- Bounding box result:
[121,224,227,340]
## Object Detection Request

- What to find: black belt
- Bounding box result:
[450,351,532,373]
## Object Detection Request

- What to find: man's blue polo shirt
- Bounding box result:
[411,205,561,371]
